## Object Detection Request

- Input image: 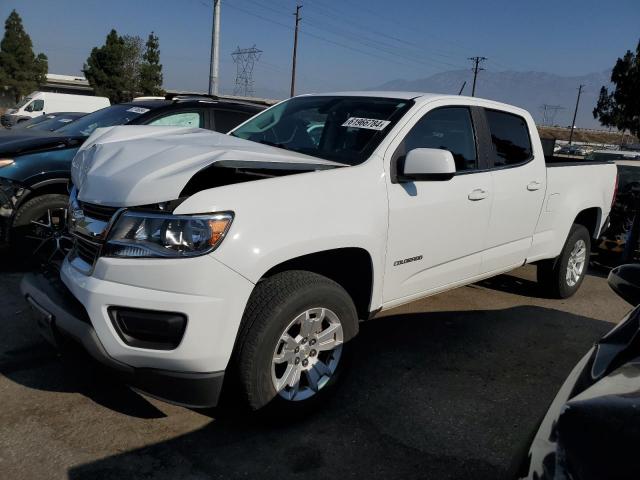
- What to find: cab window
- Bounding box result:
[26,99,44,112]
[401,107,478,172]
[485,109,532,167]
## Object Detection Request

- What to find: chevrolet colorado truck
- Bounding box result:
[21,92,618,410]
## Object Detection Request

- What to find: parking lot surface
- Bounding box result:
[0,259,630,480]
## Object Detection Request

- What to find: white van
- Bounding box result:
[1,92,110,127]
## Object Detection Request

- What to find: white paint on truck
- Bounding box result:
[22,92,618,410]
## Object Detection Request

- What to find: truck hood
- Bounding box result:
[72,125,345,206]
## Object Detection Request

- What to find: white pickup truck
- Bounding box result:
[22,92,617,411]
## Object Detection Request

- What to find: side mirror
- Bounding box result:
[608,264,640,306]
[24,104,33,112]
[397,148,456,182]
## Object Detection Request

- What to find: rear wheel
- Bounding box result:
[11,194,72,267]
[233,270,358,411]
[537,224,591,298]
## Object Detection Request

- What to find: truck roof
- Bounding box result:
[301,91,530,115]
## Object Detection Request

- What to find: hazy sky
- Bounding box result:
[1,0,638,97]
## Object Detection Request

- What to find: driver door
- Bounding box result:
[383,104,493,304]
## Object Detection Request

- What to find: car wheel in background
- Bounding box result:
[11,194,72,267]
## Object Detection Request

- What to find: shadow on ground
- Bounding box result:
[1,299,612,480]
[474,266,610,299]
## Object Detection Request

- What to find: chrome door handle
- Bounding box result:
[527,181,542,191]
[468,188,489,201]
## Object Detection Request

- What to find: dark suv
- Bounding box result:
[0,94,266,261]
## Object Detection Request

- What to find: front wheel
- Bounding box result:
[233,271,358,411]
[537,224,591,298]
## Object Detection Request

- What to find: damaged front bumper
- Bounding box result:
[20,272,226,408]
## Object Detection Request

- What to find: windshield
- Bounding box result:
[31,115,81,131]
[56,104,150,137]
[12,115,52,129]
[230,96,413,165]
[14,96,33,109]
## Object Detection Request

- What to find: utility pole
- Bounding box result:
[208,0,221,96]
[290,4,302,97]
[568,84,584,145]
[468,56,487,97]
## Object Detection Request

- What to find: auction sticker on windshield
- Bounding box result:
[342,117,391,130]
[127,107,150,114]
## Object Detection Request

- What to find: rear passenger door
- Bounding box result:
[480,108,546,273]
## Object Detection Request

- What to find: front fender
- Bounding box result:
[174,162,389,310]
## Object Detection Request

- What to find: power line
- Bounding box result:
[468,56,487,97]
[224,2,462,72]
[240,0,466,70]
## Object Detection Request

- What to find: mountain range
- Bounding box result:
[371,70,612,129]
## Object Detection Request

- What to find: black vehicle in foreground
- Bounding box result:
[514,263,640,479]
[0,94,266,262]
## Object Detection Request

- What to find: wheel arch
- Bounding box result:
[573,207,602,239]
[259,247,375,321]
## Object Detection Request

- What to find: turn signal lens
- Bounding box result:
[208,218,232,246]
[0,159,14,168]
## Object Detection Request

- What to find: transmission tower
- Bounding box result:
[231,45,262,97]
[540,104,565,126]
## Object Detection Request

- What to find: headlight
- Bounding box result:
[105,210,233,258]
[0,159,14,168]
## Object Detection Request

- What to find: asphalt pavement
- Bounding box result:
[0,257,631,480]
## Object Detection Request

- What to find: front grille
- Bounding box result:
[74,236,102,266]
[78,202,118,222]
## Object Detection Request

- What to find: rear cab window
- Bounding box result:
[485,109,532,167]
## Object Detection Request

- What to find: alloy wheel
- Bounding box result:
[566,239,587,287]
[271,307,344,401]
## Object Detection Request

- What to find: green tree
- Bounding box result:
[593,39,640,138]
[138,32,164,96]
[0,10,48,102]
[83,29,129,103]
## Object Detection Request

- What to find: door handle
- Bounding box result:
[468,188,489,201]
[527,181,542,191]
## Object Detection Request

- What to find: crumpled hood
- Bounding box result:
[72,125,344,206]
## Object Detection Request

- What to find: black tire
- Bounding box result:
[11,194,71,266]
[537,224,591,299]
[233,270,358,412]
